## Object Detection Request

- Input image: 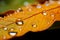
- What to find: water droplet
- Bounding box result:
[17,8,23,12]
[17,21,23,25]
[10,28,14,31]
[51,14,54,17]
[45,3,49,6]
[9,14,12,16]
[9,32,17,36]
[36,4,42,8]
[43,11,47,16]
[16,19,23,26]
[45,1,49,6]
[20,29,22,31]
[3,27,8,31]
[28,8,32,11]
[32,24,37,28]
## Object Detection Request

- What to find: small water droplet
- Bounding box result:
[43,11,47,16]
[28,8,32,11]
[45,3,49,6]
[16,19,23,26]
[9,32,17,36]
[10,28,14,31]
[9,14,12,16]
[36,4,42,8]
[51,14,54,17]
[20,29,22,31]
[32,24,37,28]
[45,1,49,6]
[17,8,23,12]
[3,27,8,31]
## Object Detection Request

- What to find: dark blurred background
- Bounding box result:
[0,0,60,40]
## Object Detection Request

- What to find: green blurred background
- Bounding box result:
[0,0,35,14]
[0,0,60,30]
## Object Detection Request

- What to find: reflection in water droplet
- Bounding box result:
[16,19,24,26]
[3,27,8,31]
[43,11,47,16]
[17,8,23,12]
[32,24,37,28]
[51,14,54,17]
[45,1,49,6]
[10,28,14,31]
[36,4,42,8]
[9,32,17,36]
[28,8,32,11]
